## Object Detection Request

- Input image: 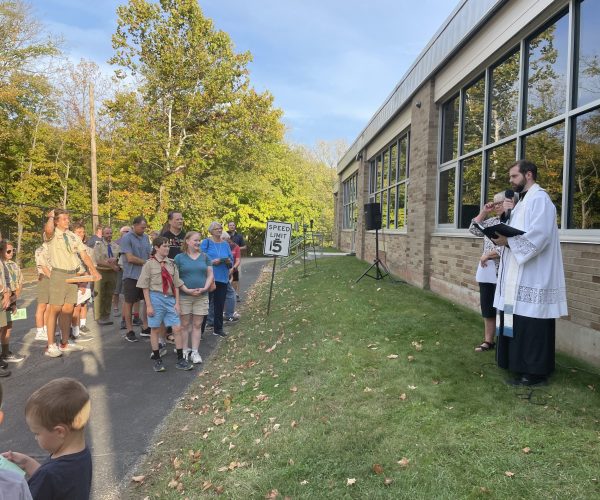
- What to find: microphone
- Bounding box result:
[505,189,515,221]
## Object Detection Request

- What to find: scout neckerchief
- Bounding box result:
[107,241,113,258]
[153,256,175,295]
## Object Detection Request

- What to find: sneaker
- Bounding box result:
[0,358,7,369]
[213,330,228,338]
[224,316,239,323]
[113,308,120,317]
[205,323,214,331]
[79,325,91,333]
[190,351,203,364]
[1,352,24,363]
[153,358,165,372]
[45,344,63,357]
[140,327,151,338]
[175,358,193,371]
[132,317,142,326]
[97,318,113,326]
[73,334,94,343]
[236,294,241,302]
[159,342,167,357]
[59,341,84,352]
[125,331,138,342]
[0,367,10,377]
[34,330,47,341]
[120,319,126,330]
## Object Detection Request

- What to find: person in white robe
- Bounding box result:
[491,160,567,386]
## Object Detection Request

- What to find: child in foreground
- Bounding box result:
[2,377,92,499]
[0,382,33,499]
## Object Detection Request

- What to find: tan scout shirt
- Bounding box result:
[94,239,121,271]
[35,244,52,275]
[4,261,23,292]
[136,257,183,295]
[44,227,87,271]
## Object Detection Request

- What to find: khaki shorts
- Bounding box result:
[179,293,209,316]
[48,270,78,306]
[37,275,50,304]
[0,310,7,328]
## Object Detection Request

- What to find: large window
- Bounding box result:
[342,174,358,230]
[438,2,600,232]
[369,132,410,229]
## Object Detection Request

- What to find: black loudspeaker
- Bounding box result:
[364,202,382,230]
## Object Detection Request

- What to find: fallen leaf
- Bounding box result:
[432,380,440,385]
[347,478,357,486]
[265,489,279,499]
[229,442,235,450]
[273,423,281,431]
[364,387,373,392]
[407,355,415,362]
[398,457,410,467]
[213,417,226,426]
[291,420,298,428]
[387,354,399,359]
[399,393,407,401]
[505,471,515,477]
[372,463,384,475]
[384,477,393,485]
[202,481,213,491]
[300,479,309,485]
[408,385,417,390]
[131,475,145,483]
[214,485,225,494]
[290,386,298,393]
[173,457,182,469]
[168,479,179,488]
[522,447,531,454]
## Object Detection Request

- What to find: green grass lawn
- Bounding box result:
[127,256,600,499]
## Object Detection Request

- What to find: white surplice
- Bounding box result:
[493,183,568,319]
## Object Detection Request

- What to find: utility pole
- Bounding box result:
[89,81,99,231]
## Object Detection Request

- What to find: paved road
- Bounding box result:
[0,257,270,499]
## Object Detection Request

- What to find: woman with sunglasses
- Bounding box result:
[0,240,24,364]
[200,222,233,338]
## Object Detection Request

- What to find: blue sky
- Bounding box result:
[29,0,458,147]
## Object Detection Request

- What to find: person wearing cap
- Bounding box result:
[94,227,120,325]
[42,209,101,358]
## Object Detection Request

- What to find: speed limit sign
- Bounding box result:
[263,221,292,257]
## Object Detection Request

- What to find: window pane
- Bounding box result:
[369,161,375,193]
[438,168,456,224]
[389,188,396,228]
[463,76,485,154]
[398,184,406,229]
[486,141,517,202]
[376,156,382,191]
[460,154,482,228]
[441,95,459,163]
[381,188,389,228]
[523,122,565,226]
[489,51,520,143]
[577,0,600,107]
[390,142,398,185]
[399,135,407,180]
[570,109,600,228]
[383,149,390,188]
[526,14,569,128]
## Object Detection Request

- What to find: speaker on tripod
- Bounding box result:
[356,202,395,282]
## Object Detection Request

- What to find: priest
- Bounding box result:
[491,159,567,386]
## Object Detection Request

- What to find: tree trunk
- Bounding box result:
[89,82,99,230]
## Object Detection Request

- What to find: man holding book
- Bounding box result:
[491,160,567,386]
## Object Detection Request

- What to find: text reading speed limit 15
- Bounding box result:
[263,221,292,257]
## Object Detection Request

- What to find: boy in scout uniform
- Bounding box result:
[43,209,101,358]
[0,264,11,377]
[33,244,52,341]
[93,227,120,325]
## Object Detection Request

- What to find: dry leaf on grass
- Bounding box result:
[407,355,415,362]
[290,386,298,393]
[522,447,531,454]
[265,489,279,499]
[213,417,226,426]
[505,471,515,477]
[398,457,410,467]
[364,387,373,392]
[173,457,182,469]
[300,480,309,485]
[347,478,357,486]
[399,393,407,401]
[387,354,399,359]
[131,475,145,483]
[384,477,393,485]
[372,463,384,475]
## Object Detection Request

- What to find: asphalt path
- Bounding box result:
[0,257,270,499]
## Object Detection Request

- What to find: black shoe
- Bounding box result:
[224,316,239,323]
[505,374,547,387]
[213,330,228,338]
[80,325,91,333]
[120,319,126,330]
[97,318,114,326]
[140,327,151,338]
[0,358,8,369]
[0,367,10,377]
[125,331,138,342]
[132,317,142,326]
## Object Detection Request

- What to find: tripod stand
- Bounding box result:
[356,228,395,282]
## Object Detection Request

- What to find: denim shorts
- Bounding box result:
[148,291,181,328]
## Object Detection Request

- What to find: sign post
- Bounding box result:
[263,221,292,315]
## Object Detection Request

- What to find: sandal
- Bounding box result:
[474,341,496,352]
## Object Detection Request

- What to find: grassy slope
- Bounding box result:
[127,256,600,499]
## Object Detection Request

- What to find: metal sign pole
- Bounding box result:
[267,256,277,315]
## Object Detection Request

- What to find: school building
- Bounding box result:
[333,0,600,366]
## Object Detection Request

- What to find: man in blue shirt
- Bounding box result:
[119,216,152,342]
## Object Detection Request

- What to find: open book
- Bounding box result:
[473,221,525,239]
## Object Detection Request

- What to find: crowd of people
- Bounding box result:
[0,210,247,377]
